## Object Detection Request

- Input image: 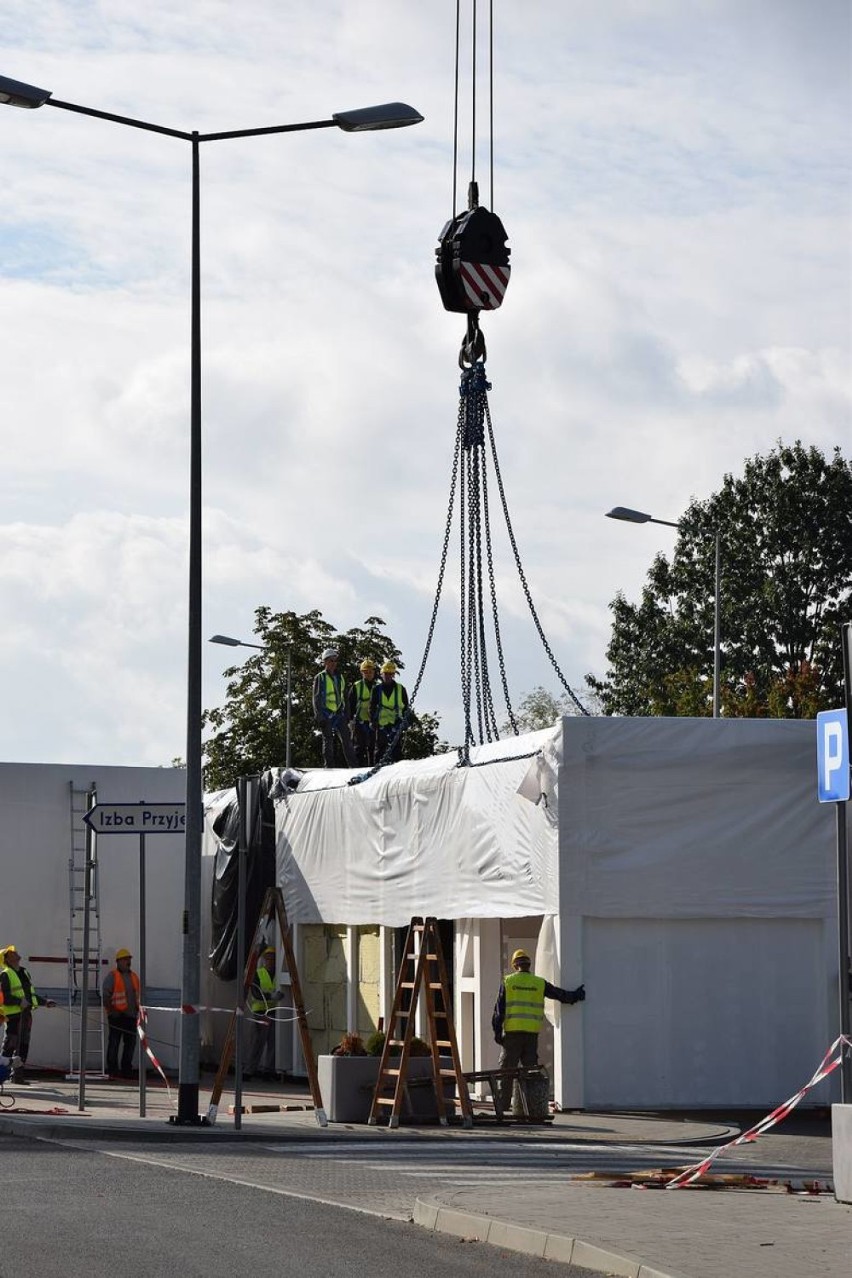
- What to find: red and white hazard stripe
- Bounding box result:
[460,262,510,310]
[666,1034,852,1189]
[136,1008,174,1103]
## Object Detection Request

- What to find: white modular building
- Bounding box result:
[264,716,842,1109]
[2,715,845,1111]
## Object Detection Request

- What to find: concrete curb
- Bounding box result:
[413,1195,690,1278]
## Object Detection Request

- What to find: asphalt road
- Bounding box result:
[0,1133,598,1278]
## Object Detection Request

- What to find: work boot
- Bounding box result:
[12,1071,30,1086]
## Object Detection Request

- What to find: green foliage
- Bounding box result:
[502,685,600,734]
[587,442,852,718]
[364,1030,430,1057]
[202,607,445,789]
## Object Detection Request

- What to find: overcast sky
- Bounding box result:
[1,0,849,766]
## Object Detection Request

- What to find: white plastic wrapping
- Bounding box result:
[274,728,561,926]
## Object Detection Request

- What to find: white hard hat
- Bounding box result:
[321,648,339,661]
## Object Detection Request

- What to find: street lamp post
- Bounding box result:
[605,506,722,718]
[209,634,293,769]
[2,73,422,1123]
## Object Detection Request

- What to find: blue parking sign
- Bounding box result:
[816,709,850,803]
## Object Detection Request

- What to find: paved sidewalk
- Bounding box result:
[1,1073,847,1278]
[0,1072,737,1145]
[415,1179,850,1278]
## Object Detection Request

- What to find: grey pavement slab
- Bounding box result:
[415,1180,852,1278]
[0,1072,738,1145]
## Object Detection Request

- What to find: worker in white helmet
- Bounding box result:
[312,647,355,768]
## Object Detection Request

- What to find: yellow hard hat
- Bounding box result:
[1,945,19,961]
[360,658,377,672]
[380,660,397,674]
[511,949,531,965]
[261,946,276,957]
[115,948,132,960]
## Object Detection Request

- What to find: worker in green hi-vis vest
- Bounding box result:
[492,948,585,1116]
[312,647,355,768]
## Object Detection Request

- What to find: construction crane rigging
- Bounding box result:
[353,2,587,782]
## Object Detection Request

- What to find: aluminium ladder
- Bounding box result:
[67,781,108,1079]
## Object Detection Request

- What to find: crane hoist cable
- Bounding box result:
[348,2,588,787]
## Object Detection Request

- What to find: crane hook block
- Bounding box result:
[435,206,511,314]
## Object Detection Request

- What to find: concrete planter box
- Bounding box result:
[317,1054,455,1124]
[833,1104,852,1203]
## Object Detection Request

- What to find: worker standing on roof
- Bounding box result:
[245,946,281,1081]
[348,658,380,766]
[312,647,355,768]
[492,949,584,1116]
[370,660,409,763]
[102,947,140,1079]
[0,944,56,1085]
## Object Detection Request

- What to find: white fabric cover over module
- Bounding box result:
[558,715,834,918]
[556,717,839,1109]
[274,728,561,926]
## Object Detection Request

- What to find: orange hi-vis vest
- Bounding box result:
[109,969,140,1013]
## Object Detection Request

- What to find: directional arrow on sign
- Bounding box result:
[83,802,186,835]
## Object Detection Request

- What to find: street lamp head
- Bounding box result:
[605,506,653,524]
[0,74,52,109]
[209,634,242,647]
[332,102,423,132]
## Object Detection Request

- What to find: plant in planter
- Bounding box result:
[365,1030,431,1057]
[331,1031,367,1057]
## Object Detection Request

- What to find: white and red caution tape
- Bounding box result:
[141,1002,237,1016]
[136,1008,175,1103]
[666,1033,852,1189]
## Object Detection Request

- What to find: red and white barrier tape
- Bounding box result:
[136,1009,175,1104]
[140,1003,304,1023]
[666,1033,852,1189]
[141,1003,237,1016]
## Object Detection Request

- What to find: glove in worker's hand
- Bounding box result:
[570,984,586,1004]
[494,1034,504,1047]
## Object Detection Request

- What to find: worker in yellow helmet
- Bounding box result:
[0,944,56,1085]
[245,946,282,1082]
[491,948,585,1116]
[370,660,409,763]
[103,948,141,1079]
[348,658,380,766]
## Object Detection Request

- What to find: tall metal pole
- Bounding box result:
[840,621,852,1100]
[286,647,292,770]
[234,776,248,1130]
[175,131,203,1125]
[837,802,851,1102]
[138,831,147,1117]
[713,530,721,718]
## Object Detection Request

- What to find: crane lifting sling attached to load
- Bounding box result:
[348,2,586,785]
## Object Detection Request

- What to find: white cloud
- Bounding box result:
[0,0,848,763]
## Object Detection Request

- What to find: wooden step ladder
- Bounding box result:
[368,916,472,1128]
[207,885,326,1126]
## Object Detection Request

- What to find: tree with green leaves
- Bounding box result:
[587,441,852,718]
[501,686,600,733]
[203,607,444,789]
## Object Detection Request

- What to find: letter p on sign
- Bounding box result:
[817,709,850,803]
